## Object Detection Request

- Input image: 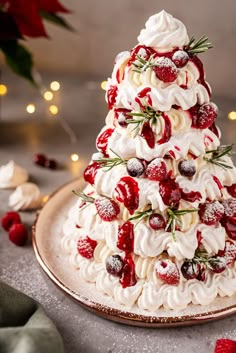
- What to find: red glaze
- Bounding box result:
[181,190,202,202]
[213,176,223,190]
[119,254,137,288]
[157,113,172,144]
[96,128,114,156]
[83,162,100,185]
[115,176,139,215]
[208,122,220,137]
[117,221,134,252]
[197,230,202,246]
[223,219,236,240]
[135,87,152,108]
[227,184,236,198]
[159,178,182,206]
[116,68,125,84]
[107,85,118,109]
[140,121,155,149]
[190,56,211,97]
[130,45,156,62]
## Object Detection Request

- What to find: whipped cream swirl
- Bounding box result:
[138,10,189,50]
[0,160,28,189]
[9,182,42,211]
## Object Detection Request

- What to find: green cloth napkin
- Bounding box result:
[0,281,64,353]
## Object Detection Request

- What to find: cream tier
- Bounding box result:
[61,10,236,311]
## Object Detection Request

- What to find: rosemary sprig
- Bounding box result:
[128,207,152,227]
[132,54,156,73]
[72,190,95,206]
[185,250,224,271]
[127,106,161,137]
[185,35,214,55]
[204,144,235,170]
[165,208,198,242]
[94,149,127,171]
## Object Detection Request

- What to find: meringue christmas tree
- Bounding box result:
[62,11,236,311]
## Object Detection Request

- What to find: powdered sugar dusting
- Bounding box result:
[223,198,236,217]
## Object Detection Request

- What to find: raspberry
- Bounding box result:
[221,241,236,265]
[33,153,47,167]
[1,211,21,231]
[195,103,218,129]
[106,255,124,276]
[215,339,236,353]
[77,236,97,259]
[153,57,178,83]
[95,197,120,222]
[181,261,200,280]
[126,158,145,178]
[149,213,166,230]
[222,198,236,218]
[172,50,189,68]
[146,158,167,181]
[155,259,180,285]
[178,160,196,177]
[8,223,28,246]
[199,201,224,225]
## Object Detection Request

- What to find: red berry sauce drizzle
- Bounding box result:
[117,221,137,288]
[115,176,139,215]
[190,56,211,97]
[107,85,118,109]
[83,162,100,185]
[96,128,114,156]
[157,113,172,144]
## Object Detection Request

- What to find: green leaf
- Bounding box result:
[40,11,75,32]
[0,40,36,85]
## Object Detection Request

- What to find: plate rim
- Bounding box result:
[32,178,236,327]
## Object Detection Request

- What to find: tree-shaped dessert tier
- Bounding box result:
[62,11,236,311]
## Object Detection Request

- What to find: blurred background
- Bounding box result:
[0,0,235,169]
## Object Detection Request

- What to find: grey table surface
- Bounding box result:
[0,75,236,353]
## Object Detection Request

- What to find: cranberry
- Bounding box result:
[126,158,145,178]
[33,153,47,167]
[172,50,189,68]
[146,158,167,181]
[199,201,224,225]
[159,178,182,206]
[178,160,196,177]
[153,57,178,83]
[210,256,227,273]
[106,255,124,276]
[45,159,58,170]
[149,213,166,230]
[181,261,200,280]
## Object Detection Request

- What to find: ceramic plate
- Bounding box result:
[32,178,236,327]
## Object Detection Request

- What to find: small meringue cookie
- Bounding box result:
[9,182,42,211]
[0,160,28,189]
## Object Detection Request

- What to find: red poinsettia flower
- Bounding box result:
[0,0,70,38]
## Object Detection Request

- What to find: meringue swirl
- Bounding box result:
[0,160,28,189]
